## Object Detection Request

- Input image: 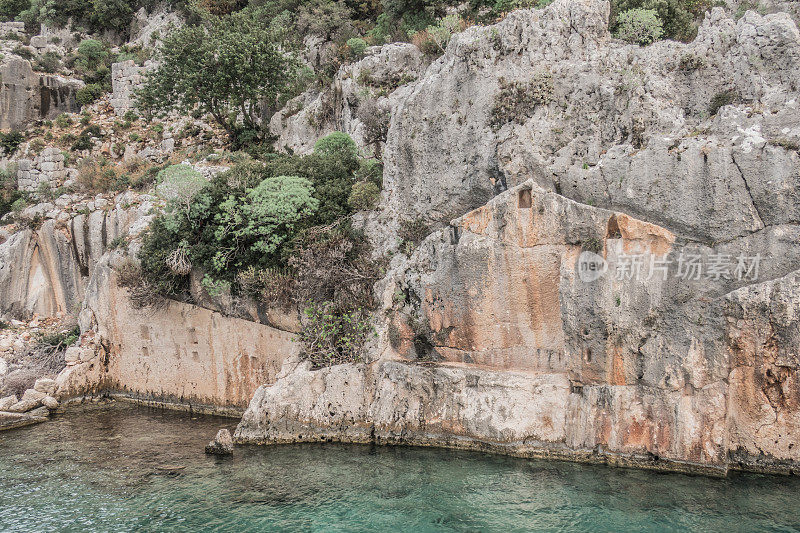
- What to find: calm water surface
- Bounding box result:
[0,402,798,532]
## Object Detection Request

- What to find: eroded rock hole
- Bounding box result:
[518,189,532,208]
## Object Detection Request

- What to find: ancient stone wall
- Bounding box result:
[110,60,150,116]
[78,261,297,410]
[16,147,77,192]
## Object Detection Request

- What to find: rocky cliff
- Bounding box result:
[235,0,800,475]
[1,0,798,476]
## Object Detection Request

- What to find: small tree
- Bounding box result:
[137,7,301,144]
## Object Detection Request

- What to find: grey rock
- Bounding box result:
[21,389,46,402]
[205,428,234,455]
[34,378,57,395]
[0,57,83,130]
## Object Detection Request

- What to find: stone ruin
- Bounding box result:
[16,148,77,192]
[110,60,152,116]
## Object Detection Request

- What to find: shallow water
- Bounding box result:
[0,403,798,532]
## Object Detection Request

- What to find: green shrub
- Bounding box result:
[155,164,207,212]
[220,175,319,258]
[12,45,33,60]
[490,74,553,130]
[356,158,383,188]
[493,0,552,12]
[77,39,107,67]
[410,14,465,56]
[346,37,368,58]
[615,8,664,45]
[10,197,26,214]
[34,50,61,73]
[76,83,104,107]
[54,113,72,128]
[398,217,429,254]
[0,131,24,155]
[348,181,380,210]
[709,89,739,116]
[138,145,369,309]
[0,165,22,220]
[611,0,713,42]
[298,302,372,368]
[313,131,359,161]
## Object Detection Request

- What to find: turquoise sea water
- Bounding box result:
[0,402,798,532]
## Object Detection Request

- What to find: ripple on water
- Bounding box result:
[0,402,799,532]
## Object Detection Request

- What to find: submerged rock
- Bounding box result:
[205,429,234,456]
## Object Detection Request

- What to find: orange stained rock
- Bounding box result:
[612,213,676,256]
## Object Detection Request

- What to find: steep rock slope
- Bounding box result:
[238,0,800,475]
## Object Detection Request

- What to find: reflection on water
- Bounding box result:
[0,402,798,532]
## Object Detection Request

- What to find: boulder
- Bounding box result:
[0,395,18,410]
[8,398,41,412]
[33,378,57,395]
[64,346,82,364]
[205,429,234,455]
[41,396,59,409]
[21,389,46,402]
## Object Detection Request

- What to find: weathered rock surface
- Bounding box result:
[0,195,154,319]
[237,179,800,473]
[372,1,800,248]
[41,395,59,409]
[0,56,83,130]
[205,428,234,455]
[271,43,426,154]
[8,398,40,412]
[0,395,17,410]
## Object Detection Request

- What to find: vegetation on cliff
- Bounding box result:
[134,132,380,366]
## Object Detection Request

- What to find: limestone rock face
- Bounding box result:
[375,1,800,245]
[234,0,800,474]
[129,4,183,47]
[0,57,83,130]
[236,180,800,473]
[270,43,426,154]
[0,198,153,319]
